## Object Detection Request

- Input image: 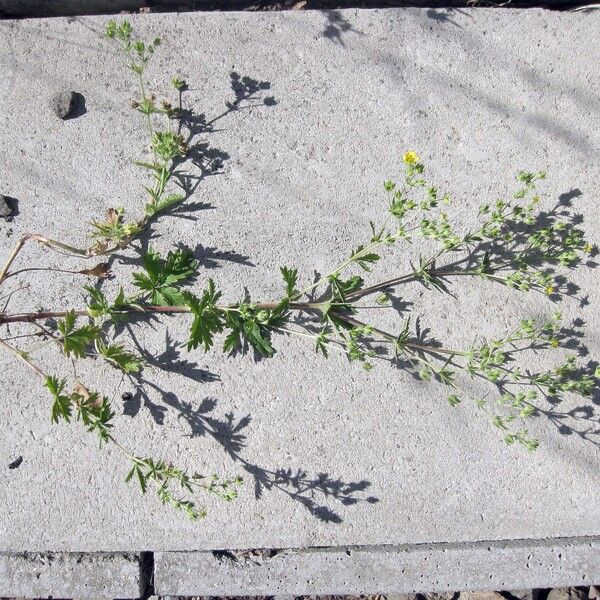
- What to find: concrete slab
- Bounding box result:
[0,552,147,598]
[0,8,598,553]
[155,538,600,595]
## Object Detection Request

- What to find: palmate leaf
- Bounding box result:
[56,311,101,358]
[350,244,380,271]
[132,247,197,306]
[76,393,115,445]
[84,286,110,318]
[223,299,286,358]
[223,316,241,355]
[84,286,136,322]
[328,274,363,300]
[184,280,224,352]
[280,266,298,298]
[144,193,185,217]
[44,375,72,423]
[99,343,144,373]
[243,319,274,357]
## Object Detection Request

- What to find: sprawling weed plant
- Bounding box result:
[0,20,597,519]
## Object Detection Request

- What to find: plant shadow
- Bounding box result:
[408,189,596,306]
[395,316,599,450]
[322,10,364,46]
[93,70,276,290]
[118,320,379,523]
[124,380,379,523]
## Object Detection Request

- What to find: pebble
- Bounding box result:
[0,194,13,218]
[547,588,587,600]
[459,593,505,600]
[50,90,79,120]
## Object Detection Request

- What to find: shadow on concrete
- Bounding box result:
[425,7,472,26]
[156,71,277,230]
[94,69,275,279]
[123,361,379,523]
[412,189,597,304]
[321,10,364,45]
[356,11,599,159]
[163,393,379,523]
[118,319,380,523]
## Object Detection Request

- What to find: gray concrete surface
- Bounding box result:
[0,7,599,558]
[155,538,600,595]
[0,552,146,598]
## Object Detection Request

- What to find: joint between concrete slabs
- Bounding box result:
[0,538,598,598]
[154,537,600,597]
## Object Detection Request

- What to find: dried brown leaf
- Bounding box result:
[79,262,110,279]
[72,380,90,401]
[106,208,119,225]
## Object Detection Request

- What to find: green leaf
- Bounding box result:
[328,274,363,300]
[84,286,110,318]
[395,317,411,353]
[447,394,461,407]
[184,280,224,351]
[350,245,380,271]
[133,247,197,305]
[315,330,329,358]
[222,300,283,358]
[151,130,186,161]
[376,292,390,306]
[478,251,491,274]
[100,344,144,373]
[171,76,187,91]
[242,319,274,357]
[223,326,241,355]
[72,390,115,445]
[44,375,72,423]
[269,298,289,325]
[90,207,140,242]
[126,463,147,494]
[144,193,185,217]
[105,19,117,38]
[280,266,298,298]
[57,311,101,358]
[134,160,162,172]
[85,286,135,322]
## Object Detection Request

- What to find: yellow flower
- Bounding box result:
[403,151,419,165]
[584,243,593,254]
[550,338,559,348]
[545,285,555,295]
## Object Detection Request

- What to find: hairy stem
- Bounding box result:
[0,301,319,325]
[0,338,46,377]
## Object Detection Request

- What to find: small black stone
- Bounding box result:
[8,456,23,469]
[122,392,133,401]
[0,194,12,218]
